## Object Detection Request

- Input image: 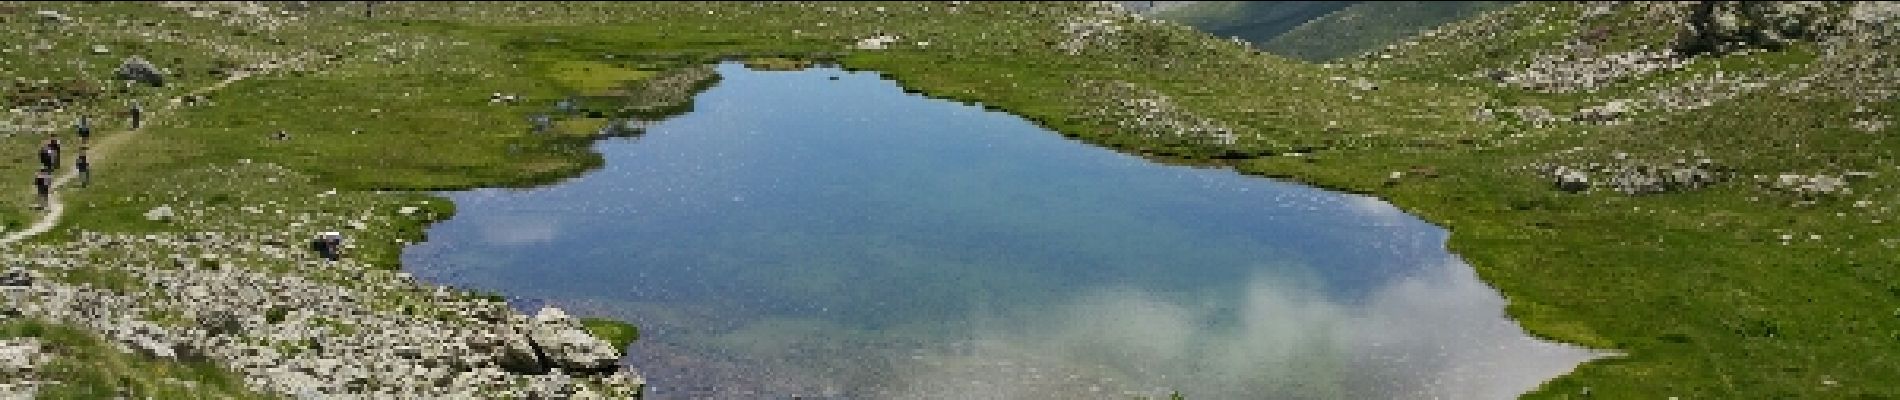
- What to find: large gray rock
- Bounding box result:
[145,205,175,222]
[117,56,166,87]
[526,307,620,374]
[487,326,547,375]
[1554,168,1591,193]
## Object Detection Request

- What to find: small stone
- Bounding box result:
[145,205,176,221]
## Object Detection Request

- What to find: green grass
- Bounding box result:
[49,266,144,294]
[542,59,658,95]
[0,319,274,399]
[579,318,639,354]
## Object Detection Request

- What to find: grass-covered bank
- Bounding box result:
[1,1,1894,397]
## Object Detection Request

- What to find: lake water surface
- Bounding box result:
[403,63,1595,399]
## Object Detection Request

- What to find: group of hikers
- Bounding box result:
[32,103,139,211]
[26,102,349,260]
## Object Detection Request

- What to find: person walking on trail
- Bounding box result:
[33,169,51,211]
[312,231,344,261]
[47,137,62,169]
[129,103,144,130]
[75,149,91,188]
[76,115,91,143]
[38,143,56,171]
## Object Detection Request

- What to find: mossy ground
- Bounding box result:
[580,318,639,354]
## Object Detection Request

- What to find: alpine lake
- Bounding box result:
[403,62,1596,399]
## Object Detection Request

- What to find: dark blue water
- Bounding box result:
[404,63,1593,399]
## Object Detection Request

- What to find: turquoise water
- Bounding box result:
[403,63,1593,399]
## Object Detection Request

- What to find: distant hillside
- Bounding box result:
[1152,1,1358,45]
[1119,1,1200,14]
[1154,1,1513,62]
[1262,1,1518,61]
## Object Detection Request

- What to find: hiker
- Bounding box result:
[33,169,51,210]
[75,115,91,143]
[75,149,90,187]
[47,137,62,169]
[311,231,344,261]
[38,143,56,171]
[129,102,143,129]
[530,113,552,134]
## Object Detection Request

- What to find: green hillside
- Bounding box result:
[1152,1,1358,45]
[1153,1,1513,62]
[1263,1,1518,61]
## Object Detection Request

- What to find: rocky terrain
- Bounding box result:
[3,162,640,398]
[1,2,658,397]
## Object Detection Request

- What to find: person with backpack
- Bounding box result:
[75,148,90,187]
[38,143,56,171]
[312,231,345,261]
[33,169,52,211]
[47,137,62,169]
[76,115,91,143]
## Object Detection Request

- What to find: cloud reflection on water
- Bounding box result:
[475,214,562,245]
[871,257,1596,399]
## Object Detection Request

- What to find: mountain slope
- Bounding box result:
[1262,1,1518,61]
[1152,1,1358,45]
[1332,2,1900,397]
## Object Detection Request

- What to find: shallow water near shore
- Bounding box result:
[403,62,1594,399]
